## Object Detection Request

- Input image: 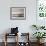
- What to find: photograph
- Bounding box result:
[10,7,26,20]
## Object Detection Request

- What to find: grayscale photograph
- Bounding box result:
[10,7,26,20]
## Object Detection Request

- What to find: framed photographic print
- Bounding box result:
[10,7,26,20]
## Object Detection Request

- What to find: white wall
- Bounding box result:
[0,0,36,42]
